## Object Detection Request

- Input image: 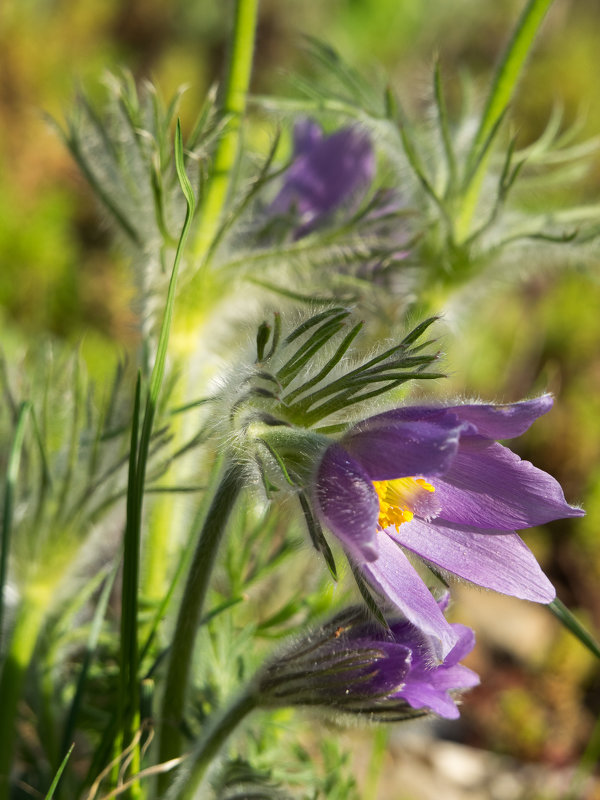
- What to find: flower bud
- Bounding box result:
[256,600,478,722]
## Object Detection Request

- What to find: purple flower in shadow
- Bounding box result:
[270,119,375,236]
[313,395,583,658]
[257,598,478,721]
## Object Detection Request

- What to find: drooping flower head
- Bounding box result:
[270,119,375,235]
[313,395,583,657]
[257,598,479,721]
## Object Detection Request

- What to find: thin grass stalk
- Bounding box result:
[455,0,554,241]
[118,373,142,796]
[141,111,200,606]
[44,745,74,800]
[118,122,195,796]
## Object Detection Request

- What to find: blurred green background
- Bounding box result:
[2,0,599,343]
[2,0,600,795]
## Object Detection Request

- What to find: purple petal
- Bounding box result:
[390,619,478,718]
[350,405,473,428]
[429,664,480,691]
[360,531,459,659]
[387,518,556,602]
[445,623,476,666]
[365,645,412,694]
[271,126,374,224]
[397,681,461,719]
[314,444,380,562]
[437,591,451,614]
[435,438,584,529]
[447,395,554,440]
[343,414,466,481]
[292,119,323,157]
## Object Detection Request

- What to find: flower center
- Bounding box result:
[372,477,436,531]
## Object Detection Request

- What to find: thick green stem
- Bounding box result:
[158,463,244,771]
[191,0,259,264]
[455,0,554,241]
[168,686,258,800]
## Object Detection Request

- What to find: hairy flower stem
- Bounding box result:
[191,0,259,265]
[158,464,244,779]
[167,685,258,800]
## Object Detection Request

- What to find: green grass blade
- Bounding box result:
[44,744,74,800]
[146,119,195,416]
[117,122,196,791]
[119,372,142,757]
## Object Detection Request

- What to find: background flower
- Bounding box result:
[269,119,375,235]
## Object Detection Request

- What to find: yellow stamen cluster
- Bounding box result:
[372,477,435,532]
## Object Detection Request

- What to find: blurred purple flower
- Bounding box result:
[313,395,583,657]
[270,119,375,235]
[258,598,478,721]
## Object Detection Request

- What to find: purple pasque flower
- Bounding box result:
[257,598,478,721]
[270,119,375,235]
[313,394,583,658]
